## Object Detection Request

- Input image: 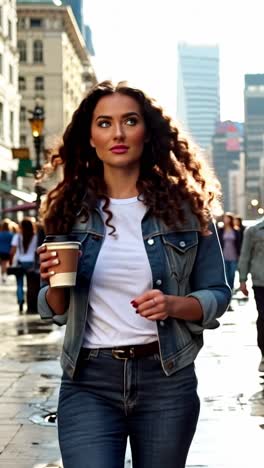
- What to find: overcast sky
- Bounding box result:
[84,0,264,122]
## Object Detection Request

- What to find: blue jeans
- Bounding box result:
[224,260,238,290]
[58,348,200,468]
[16,261,33,305]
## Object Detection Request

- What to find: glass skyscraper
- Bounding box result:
[177,43,220,150]
[62,0,84,36]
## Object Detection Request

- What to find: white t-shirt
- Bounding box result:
[11,233,38,263]
[83,196,158,348]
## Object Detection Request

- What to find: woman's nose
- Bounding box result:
[113,123,125,139]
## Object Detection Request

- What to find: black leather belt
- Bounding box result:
[80,341,160,360]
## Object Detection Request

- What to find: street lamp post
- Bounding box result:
[28,105,45,217]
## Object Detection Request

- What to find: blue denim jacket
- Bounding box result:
[38,205,231,379]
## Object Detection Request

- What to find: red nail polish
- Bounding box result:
[131,300,138,308]
[135,310,139,314]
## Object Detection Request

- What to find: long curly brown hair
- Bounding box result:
[41,80,221,235]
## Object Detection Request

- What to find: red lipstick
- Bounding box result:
[110,145,129,154]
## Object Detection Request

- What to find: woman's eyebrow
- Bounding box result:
[95,112,140,121]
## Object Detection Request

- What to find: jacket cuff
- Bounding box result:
[38,286,68,326]
[185,290,221,333]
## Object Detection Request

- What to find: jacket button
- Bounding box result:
[159,320,165,327]
[147,239,154,245]
[167,361,174,369]
[156,279,162,286]
[179,241,186,247]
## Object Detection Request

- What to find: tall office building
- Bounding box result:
[62,0,84,36]
[212,121,244,213]
[63,1,95,54]
[244,74,264,217]
[17,1,95,54]
[177,43,220,150]
[84,24,95,56]
[17,0,97,197]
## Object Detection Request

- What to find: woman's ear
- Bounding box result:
[90,138,95,148]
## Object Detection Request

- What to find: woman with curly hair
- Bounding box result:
[37,80,231,468]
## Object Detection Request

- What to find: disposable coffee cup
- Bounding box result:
[43,236,81,287]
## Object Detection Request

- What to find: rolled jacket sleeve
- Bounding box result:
[38,285,68,326]
[185,222,231,334]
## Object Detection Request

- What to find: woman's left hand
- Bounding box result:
[131,289,171,321]
[131,290,203,322]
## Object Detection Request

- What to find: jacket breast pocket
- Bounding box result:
[162,231,198,281]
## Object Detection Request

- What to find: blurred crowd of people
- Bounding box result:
[0,217,44,313]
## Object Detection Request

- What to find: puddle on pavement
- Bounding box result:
[15,319,54,336]
[7,343,61,362]
[2,319,54,337]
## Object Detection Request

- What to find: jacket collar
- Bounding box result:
[74,200,201,236]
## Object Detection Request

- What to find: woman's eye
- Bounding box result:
[98,120,110,128]
[126,118,137,126]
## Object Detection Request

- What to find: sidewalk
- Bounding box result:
[0,278,263,467]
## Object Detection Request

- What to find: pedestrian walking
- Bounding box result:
[217,212,242,294]
[239,217,264,372]
[234,215,245,240]
[10,218,38,313]
[37,80,231,468]
[0,218,13,283]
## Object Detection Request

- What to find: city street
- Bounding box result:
[0,277,263,467]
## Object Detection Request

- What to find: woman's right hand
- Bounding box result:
[37,244,59,282]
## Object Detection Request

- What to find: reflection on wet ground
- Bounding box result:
[0,312,62,362]
[15,344,61,362]
[4,318,54,337]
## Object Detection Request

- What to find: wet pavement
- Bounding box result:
[0,277,263,467]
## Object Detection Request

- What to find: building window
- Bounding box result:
[33,40,43,63]
[20,134,27,146]
[1,171,7,182]
[9,111,14,143]
[35,76,44,90]
[18,17,26,29]
[30,18,43,28]
[8,19,12,40]
[18,40,27,62]
[19,76,26,91]
[9,65,13,84]
[20,106,26,122]
[0,102,3,138]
